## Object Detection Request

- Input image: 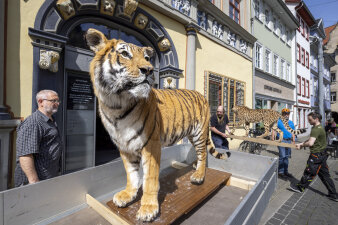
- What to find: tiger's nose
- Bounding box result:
[139,66,153,75]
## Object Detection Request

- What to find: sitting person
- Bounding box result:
[327,128,337,145]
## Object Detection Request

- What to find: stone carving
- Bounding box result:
[123,0,138,17]
[134,13,148,29]
[56,0,75,20]
[212,20,218,36]
[227,31,236,47]
[172,0,190,15]
[163,77,176,89]
[158,38,171,52]
[217,24,223,40]
[240,39,248,53]
[181,0,190,15]
[101,0,116,16]
[197,11,207,30]
[39,50,60,73]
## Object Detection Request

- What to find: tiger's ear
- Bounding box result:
[144,47,154,57]
[85,28,108,53]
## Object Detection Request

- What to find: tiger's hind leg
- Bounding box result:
[188,131,208,184]
[276,128,283,142]
[113,152,141,207]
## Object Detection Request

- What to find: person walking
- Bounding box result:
[14,90,62,187]
[210,105,232,157]
[289,112,338,202]
[274,108,295,179]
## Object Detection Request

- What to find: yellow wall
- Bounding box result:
[6,0,44,118]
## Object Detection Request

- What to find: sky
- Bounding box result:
[303,0,338,28]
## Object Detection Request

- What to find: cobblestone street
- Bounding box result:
[235,136,338,225]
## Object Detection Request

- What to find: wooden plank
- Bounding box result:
[171,160,189,169]
[86,194,131,225]
[226,176,256,191]
[227,134,298,148]
[106,167,231,225]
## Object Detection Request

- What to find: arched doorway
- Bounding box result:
[29,0,182,174]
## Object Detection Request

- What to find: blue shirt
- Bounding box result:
[277,119,295,140]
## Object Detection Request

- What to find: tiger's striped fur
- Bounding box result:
[232,105,306,142]
[85,28,227,222]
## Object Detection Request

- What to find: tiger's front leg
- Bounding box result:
[136,139,161,222]
[113,152,141,207]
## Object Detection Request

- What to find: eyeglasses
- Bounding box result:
[43,99,61,104]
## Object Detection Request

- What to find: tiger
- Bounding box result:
[85,28,228,222]
[232,105,306,142]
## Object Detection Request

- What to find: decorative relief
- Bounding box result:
[101,0,116,16]
[217,24,223,40]
[39,50,60,73]
[158,38,171,52]
[172,0,190,16]
[163,77,176,89]
[227,31,236,48]
[197,10,207,30]
[212,20,218,36]
[134,13,148,29]
[123,0,138,17]
[56,0,75,20]
[240,39,247,53]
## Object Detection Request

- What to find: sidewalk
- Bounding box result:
[237,136,338,225]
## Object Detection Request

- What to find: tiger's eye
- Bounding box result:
[145,56,150,61]
[121,51,129,57]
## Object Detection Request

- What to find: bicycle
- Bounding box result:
[238,129,268,155]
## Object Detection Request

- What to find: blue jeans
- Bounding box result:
[278,139,292,174]
[212,135,229,150]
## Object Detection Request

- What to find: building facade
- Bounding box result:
[310,19,333,122]
[286,0,315,129]
[252,0,298,120]
[1,0,255,188]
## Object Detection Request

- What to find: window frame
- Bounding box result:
[331,73,336,82]
[301,48,305,66]
[255,43,262,69]
[302,77,306,97]
[331,92,337,102]
[306,80,310,98]
[280,58,285,79]
[273,54,278,76]
[229,0,240,24]
[297,75,301,95]
[306,51,309,68]
[297,44,300,62]
[265,48,271,73]
[301,20,305,37]
[286,63,290,82]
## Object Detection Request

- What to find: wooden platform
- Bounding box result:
[227,134,298,148]
[106,167,231,225]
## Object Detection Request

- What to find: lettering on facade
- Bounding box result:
[298,99,310,105]
[264,85,282,94]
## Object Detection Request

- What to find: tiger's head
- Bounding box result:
[85,28,154,99]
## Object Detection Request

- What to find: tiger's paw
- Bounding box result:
[136,204,159,222]
[190,171,205,184]
[113,190,137,207]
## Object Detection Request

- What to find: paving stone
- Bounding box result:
[277,208,289,216]
[267,217,282,225]
[272,213,286,221]
[281,205,292,212]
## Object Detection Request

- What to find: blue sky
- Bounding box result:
[303,0,338,28]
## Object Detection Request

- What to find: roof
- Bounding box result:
[295,1,316,27]
[324,24,337,45]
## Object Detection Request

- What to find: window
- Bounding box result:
[306,52,309,68]
[280,59,285,79]
[265,9,270,26]
[286,63,290,82]
[306,80,309,97]
[207,71,245,122]
[273,54,278,76]
[254,0,260,18]
[265,49,271,73]
[273,17,277,34]
[255,44,262,69]
[297,75,301,95]
[331,92,336,102]
[302,78,305,96]
[301,48,305,65]
[229,0,240,24]
[297,44,300,62]
[281,23,285,41]
[331,73,336,82]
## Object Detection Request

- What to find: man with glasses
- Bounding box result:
[210,105,232,157]
[14,90,62,186]
[289,112,338,202]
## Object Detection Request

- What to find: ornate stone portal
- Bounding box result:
[123,0,138,17]
[56,0,75,20]
[101,0,116,16]
[39,50,60,73]
[134,13,148,29]
[158,38,171,52]
[163,77,176,89]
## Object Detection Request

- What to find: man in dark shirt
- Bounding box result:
[14,90,62,186]
[289,112,338,202]
[210,105,232,157]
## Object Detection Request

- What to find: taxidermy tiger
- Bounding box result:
[232,105,306,142]
[85,28,228,222]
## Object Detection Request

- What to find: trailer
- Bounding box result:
[0,144,278,225]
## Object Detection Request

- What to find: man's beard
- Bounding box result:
[217,114,224,123]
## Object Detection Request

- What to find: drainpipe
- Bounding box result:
[318,37,325,126]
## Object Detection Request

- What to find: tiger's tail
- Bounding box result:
[281,117,307,135]
[207,130,229,159]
